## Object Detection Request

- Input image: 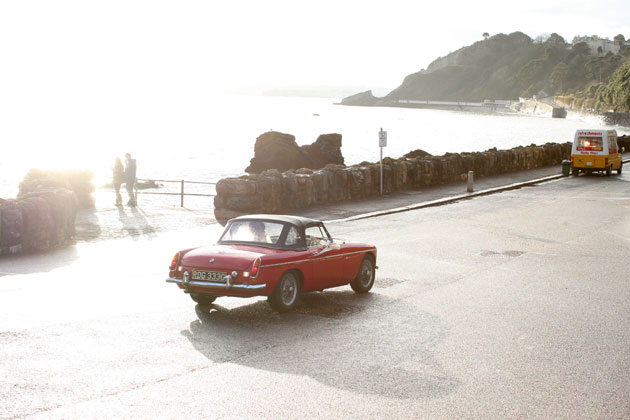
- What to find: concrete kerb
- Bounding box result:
[327,157,630,224]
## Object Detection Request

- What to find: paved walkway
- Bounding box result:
[74,165,569,243]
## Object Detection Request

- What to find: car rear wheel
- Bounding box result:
[606,166,612,176]
[571,166,579,176]
[350,256,375,293]
[268,271,300,312]
[190,293,217,305]
[618,163,623,174]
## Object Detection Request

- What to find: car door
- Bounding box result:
[304,223,345,289]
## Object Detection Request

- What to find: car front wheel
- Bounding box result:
[350,256,375,293]
[268,271,301,312]
[190,293,217,305]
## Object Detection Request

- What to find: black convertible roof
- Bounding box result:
[231,214,321,228]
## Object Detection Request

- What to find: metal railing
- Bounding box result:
[134,178,216,207]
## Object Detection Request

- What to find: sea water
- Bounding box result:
[1,94,628,200]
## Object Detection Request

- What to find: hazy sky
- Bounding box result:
[1,0,629,93]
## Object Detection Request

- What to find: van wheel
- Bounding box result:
[617,164,623,175]
[606,166,612,177]
[571,166,579,176]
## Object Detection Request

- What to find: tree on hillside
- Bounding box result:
[586,55,625,83]
[534,33,550,44]
[570,42,591,57]
[546,33,566,47]
[614,34,625,47]
[596,58,630,111]
[549,62,569,93]
[483,32,489,40]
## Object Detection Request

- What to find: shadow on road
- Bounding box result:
[73,208,103,242]
[0,245,80,276]
[181,290,459,400]
[117,206,157,239]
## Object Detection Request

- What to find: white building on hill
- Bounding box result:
[572,35,622,55]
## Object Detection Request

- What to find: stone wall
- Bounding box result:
[603,113,630,128]
[0,169,90,256]
[0,188,77,256]
[214,142,573,222]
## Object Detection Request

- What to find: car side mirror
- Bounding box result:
[622,147,626,153]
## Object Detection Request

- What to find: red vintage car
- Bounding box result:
[166,214,377,312]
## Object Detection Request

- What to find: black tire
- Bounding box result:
[617,163,623,175]
[571,166,579,177]
[268,271,301,312]
[606,166,612,177]
[350,256,375,293]
[190,293,217,305]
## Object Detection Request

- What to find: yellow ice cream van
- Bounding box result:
[571,129,623,176]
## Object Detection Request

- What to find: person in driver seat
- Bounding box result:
[250,222,270,243]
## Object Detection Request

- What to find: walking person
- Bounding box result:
[112,157,125,206]
[124,153,137,206]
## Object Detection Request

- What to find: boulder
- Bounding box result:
[402,149,432,159]
[18,196,53,252]
[0,199,23,255]
[20,188,77,248]
[19,169,94,208]
[245,131,344,174]
[301,134,345,167]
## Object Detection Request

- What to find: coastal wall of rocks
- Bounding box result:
[0,170,92,256]
[603,113,630,128]
[214,142,573,222]
[0,188,77,255]
[19,169,95,209]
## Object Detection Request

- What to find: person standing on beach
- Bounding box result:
[124,153,137,206]
[112,157,125,206]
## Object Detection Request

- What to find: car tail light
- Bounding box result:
[169,252,180,270]
[605,158,609,165]
[251,257,261,279]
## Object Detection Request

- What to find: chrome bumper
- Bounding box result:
[165,277,266,292]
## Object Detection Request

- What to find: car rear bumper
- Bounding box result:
[166,277,266,292]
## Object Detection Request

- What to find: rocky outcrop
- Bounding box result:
[245,131,344,174]
[214,142,573,222]
[603,113,630,127]
[340,90,379,106]
[402,149,432,159]
[1,188,78,256]
[19,169,95,208]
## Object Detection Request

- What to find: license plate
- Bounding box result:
[586,162,592,166]
[191,270,226,282]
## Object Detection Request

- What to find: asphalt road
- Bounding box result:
[1,171,629,419]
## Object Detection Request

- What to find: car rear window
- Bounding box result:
[220,221,285,245]
[576,136,603,152]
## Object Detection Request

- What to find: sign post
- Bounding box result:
[378,128,387,195]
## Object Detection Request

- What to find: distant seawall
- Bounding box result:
[394,99,514,113]
[214,142,572,222]
[602,112,630,127]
